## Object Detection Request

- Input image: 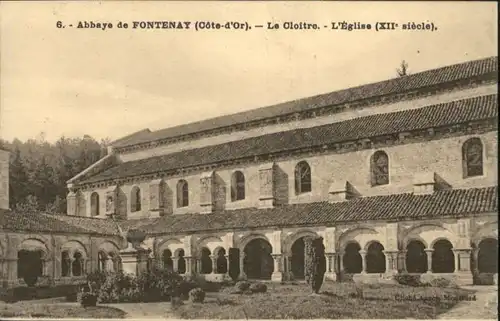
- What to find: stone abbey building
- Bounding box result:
[0,56,498,289]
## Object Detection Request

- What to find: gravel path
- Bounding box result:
[438,286,498,320]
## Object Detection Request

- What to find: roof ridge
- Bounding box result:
[113,56,498,148]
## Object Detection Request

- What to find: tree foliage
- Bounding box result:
[1,134,110,214]
[397,60,409,77]
[304,237,326,293]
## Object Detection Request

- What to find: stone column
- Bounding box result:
[359,250,367,274]
[324,253,337,281]
[196,258,202,273]
[184,256,193,275]
[69,258,74,277]
[211,255,217,274]
[425,249,433,273]
[397,250,407,273]
[173,258,179,273]
[4,258,18,288]
[453,250,459,273]
[337,252,344,273]
[271,254,282,282]
[224,255,232,281]
[471,248,479,274]
[105,257,113,272]
[238,252,247,280]
[384,251,398,275]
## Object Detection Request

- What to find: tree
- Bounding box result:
[304,237,326,294]
[14,195,41,214]
[9,147,29,206]
[5,134,108,212]
[397,60,409,77]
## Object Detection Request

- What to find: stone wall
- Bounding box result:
[74,131,496,219]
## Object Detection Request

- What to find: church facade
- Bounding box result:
[0,56,498,289]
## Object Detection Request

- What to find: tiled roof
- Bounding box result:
[2,187,496,236]
[114,56,498,148]
[120,186,498,235]
[0,209,121,236]
[80,94,497,184]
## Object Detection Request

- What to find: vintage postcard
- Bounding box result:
[0,1,497,320]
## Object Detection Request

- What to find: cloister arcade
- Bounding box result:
[2,218,497,287]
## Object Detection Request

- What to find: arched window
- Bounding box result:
[200,247,212,274]
[231,171,246,201]
[177,249,186,274]
[215,248,228,274]
[98,251,106,272]
[370,151,389,186]
[295,161,312,195]
[61,251,70,277]
[163,249,173,271]
[462,138,483,178]
[90,192,100,216]
[130,186,141,212]
[72,252,84,276]
[177,180,189,208]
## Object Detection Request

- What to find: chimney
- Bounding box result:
[0,149,10,210]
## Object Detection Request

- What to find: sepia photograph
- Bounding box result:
[0,1,498,319]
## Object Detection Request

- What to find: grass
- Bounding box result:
[171,282,477,319]
[0,301,126,319]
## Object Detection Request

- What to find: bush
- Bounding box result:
[135,268,184,301]
[428,277,457,288]
[78,292,98,307]
[92,268,184,303]
[249,283,267,293]
[235,281,251,292]
[189,288,205,303]
[97,271,135,303]
[86,271,108,291]
[179,279,199,299]
[304,237,326,293]
[394,274,423,287]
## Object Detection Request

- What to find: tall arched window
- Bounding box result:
[295,161,312,195]
[370,151,389,186]
[130,186,141,212]
[98,251,106,272]
[61,251,70,277]
[177,180,189,208]
[72,252,84,276]
[231,171,246,201]
[90,192,100,216]
[462,138,483,178]
[162,249,173,271]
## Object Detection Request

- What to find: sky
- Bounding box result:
[0,1,497,143]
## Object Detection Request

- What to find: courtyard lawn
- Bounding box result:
[172,282,477,319]
[0,301,126,319]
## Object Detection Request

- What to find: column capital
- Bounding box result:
[358,250,367,255]
[424,249,434,253]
